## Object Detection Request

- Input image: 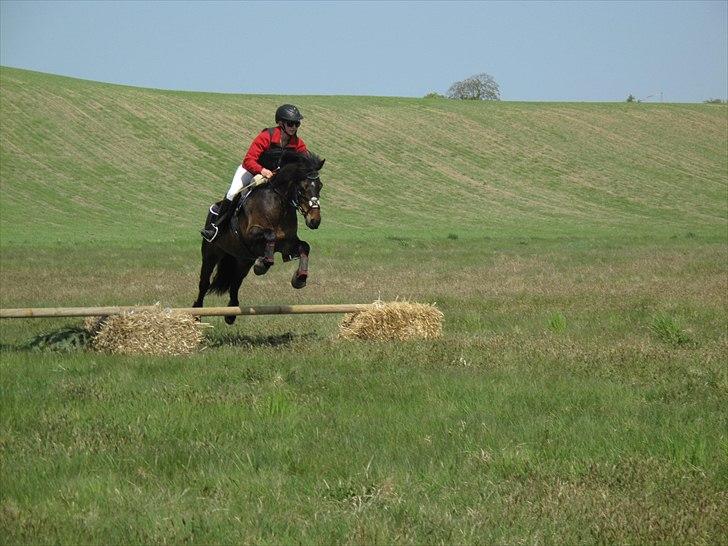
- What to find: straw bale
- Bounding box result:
[339,300,443,341]
[88,305,207,356]
[83,315,108,336]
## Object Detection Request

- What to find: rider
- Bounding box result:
[201,104,308,241]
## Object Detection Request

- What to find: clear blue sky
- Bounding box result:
[1,0,726,102]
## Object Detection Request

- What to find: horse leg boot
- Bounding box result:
[264,232,276,264]
[200,198,233,242]
[291,241,310,289]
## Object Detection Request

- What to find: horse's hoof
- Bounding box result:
[291,272,307,289]
[253,257,272,276]
[224,315,237,325]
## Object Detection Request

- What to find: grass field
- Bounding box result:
[1,67,727,544]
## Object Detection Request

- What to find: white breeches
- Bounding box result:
[225,165,255,201]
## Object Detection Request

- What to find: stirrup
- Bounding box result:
[201,224,219,242]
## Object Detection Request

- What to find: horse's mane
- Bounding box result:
[259,149,320,170]
[259,149,322,191]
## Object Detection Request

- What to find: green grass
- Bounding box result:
[2,238,726,544]
[650,314,695,347]
[1,67,727,543]
[2,340,724,544]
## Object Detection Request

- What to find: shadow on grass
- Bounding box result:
[205,331,320,349]
[0,327,321,353]
[0,327,91,353]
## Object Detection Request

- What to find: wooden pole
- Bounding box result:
[0,303,373,319]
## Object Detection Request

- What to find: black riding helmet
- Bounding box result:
[275,104,304,123]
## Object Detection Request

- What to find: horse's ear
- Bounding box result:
[318,158,325,170]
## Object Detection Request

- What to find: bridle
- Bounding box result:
[292,171,321,216]
[269,168,321,216]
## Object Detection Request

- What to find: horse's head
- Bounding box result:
[293,154,324,229]
[262,149,325,229]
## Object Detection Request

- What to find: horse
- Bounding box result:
[193,149,325,324]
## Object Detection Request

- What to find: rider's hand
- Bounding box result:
[261,168,274,179]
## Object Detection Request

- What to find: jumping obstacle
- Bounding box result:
[0,304,373,319]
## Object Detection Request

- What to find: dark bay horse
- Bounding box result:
[193,150,324,324]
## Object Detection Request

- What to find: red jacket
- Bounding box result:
[243,127,308,174]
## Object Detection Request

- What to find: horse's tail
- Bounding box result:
[210,254,237,295]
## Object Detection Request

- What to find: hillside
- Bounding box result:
[1,66,726,245]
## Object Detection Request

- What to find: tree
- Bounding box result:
[447,73,500,101]
[423,91,445,99]
[626,94,636,102]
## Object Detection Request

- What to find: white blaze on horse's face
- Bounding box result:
[302,178,321,229]
[300,157,324,229]
[307,177,321,206]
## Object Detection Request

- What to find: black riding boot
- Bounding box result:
[200,198,233,241]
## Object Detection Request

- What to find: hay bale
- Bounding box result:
[339,300,443,341]
[88,305,207,356]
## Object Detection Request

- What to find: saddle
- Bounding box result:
[208,174,270,219]
[204,174,273,244]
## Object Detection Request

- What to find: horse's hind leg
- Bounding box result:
[193,242,221,308]
[225,259,253,325]
[291,240,311,289]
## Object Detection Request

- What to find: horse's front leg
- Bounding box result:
[225,259,253,325]
[291,240,310,289]
[253,229,276,276]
